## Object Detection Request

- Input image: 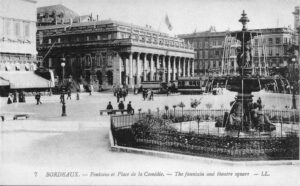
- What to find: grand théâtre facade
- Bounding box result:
[37,18,195,89]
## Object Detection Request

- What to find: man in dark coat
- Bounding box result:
[106,101,113,115]
[127,101,134,114]
[35,92,42,105]
[118,101,125,114]
[116,91,120,103]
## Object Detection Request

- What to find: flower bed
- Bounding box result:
[112,116,299,160]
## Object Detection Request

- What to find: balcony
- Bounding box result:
[37,38,195,54]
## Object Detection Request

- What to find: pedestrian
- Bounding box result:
[127,101,134,114]
[67,89,72,100]
[142,89,146,101]
[112,85,116,96]
[13,91,17,103]
[257,97,262,110]
[89,85,93,96]
[147,89,151,100]
[18,91,22,102]
[122,89,127,101]
[116,91,120,103]
[118,101,125,114]
[167,87,170,96]
[106,101,113,115]
[59,93,62,103]
[7,93,12,104]
[35,92,42,105]
[76,90,80,100]
[150,90,154,101]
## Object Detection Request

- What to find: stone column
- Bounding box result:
[129,52,133,87]
[191,59,195,77]
[183,58,186,77]
[115,53,122,85]
[187,58,190,77]
[167,56,171,82]
[162,55,166,82]
[124,57,129,85]
[136,52,140,86]
[172,57,176,81]
[150,54,154,81]
[143,53,147,81]
[178,57,182,77]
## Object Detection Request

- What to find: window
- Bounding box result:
[276,38,280,44]
[268,38,273,45]
[198,50,203,59]
[215,50,219,56]
[48,38,51,44]
[268,48,272,56]
[97,35,100,40]
[15,22,20,37]
[204,50,208,59]
[5,20,10,36]
[284,38,287,44]
[284,46,288,55]
[24,23,30,38]
[198,41,202,48]
[255,49,258,56]
[87,36,89,41]
[254,39,258,45]
[57,37,61,43]
[204,41,208,48]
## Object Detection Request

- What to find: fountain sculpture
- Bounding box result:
[215,11,277,133]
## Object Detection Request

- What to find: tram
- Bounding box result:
[177,77,205,94]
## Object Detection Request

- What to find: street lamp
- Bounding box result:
[291,57,297,109]
[61,59,67,116]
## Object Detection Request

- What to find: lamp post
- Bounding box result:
[291,57,297,109]
[61,59,67,116]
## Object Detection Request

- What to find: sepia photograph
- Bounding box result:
[0,0,299,185]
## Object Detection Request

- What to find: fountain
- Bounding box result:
[214,10,278,133]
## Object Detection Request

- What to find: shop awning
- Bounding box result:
[0,71,54,89]
[0,77,9,86]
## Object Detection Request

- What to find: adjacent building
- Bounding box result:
[36,5,195,90]
[0,0,53,95]
[179,27,296,78]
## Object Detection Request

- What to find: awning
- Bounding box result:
[0,77,9,86]
[0,71,54,89]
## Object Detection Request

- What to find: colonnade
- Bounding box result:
[119,52,194,87]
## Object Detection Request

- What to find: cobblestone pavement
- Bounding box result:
[0,91,299,185]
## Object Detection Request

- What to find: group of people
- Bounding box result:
[142,89,154,101]
[7,91,26,104]
[106,101,134,114]
[114,88,128,103]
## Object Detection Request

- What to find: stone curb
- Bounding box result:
[109,127,299,166]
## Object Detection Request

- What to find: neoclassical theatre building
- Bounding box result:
[37,6,195,89]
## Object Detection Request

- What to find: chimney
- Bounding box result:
[97,14,99,21]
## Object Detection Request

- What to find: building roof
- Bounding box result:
[37,4,79,19]
[179,27,295,39]
[37,19,186,42]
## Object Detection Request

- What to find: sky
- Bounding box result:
[36,0,300,35]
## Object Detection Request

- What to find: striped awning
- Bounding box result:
[0,71,54,89]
